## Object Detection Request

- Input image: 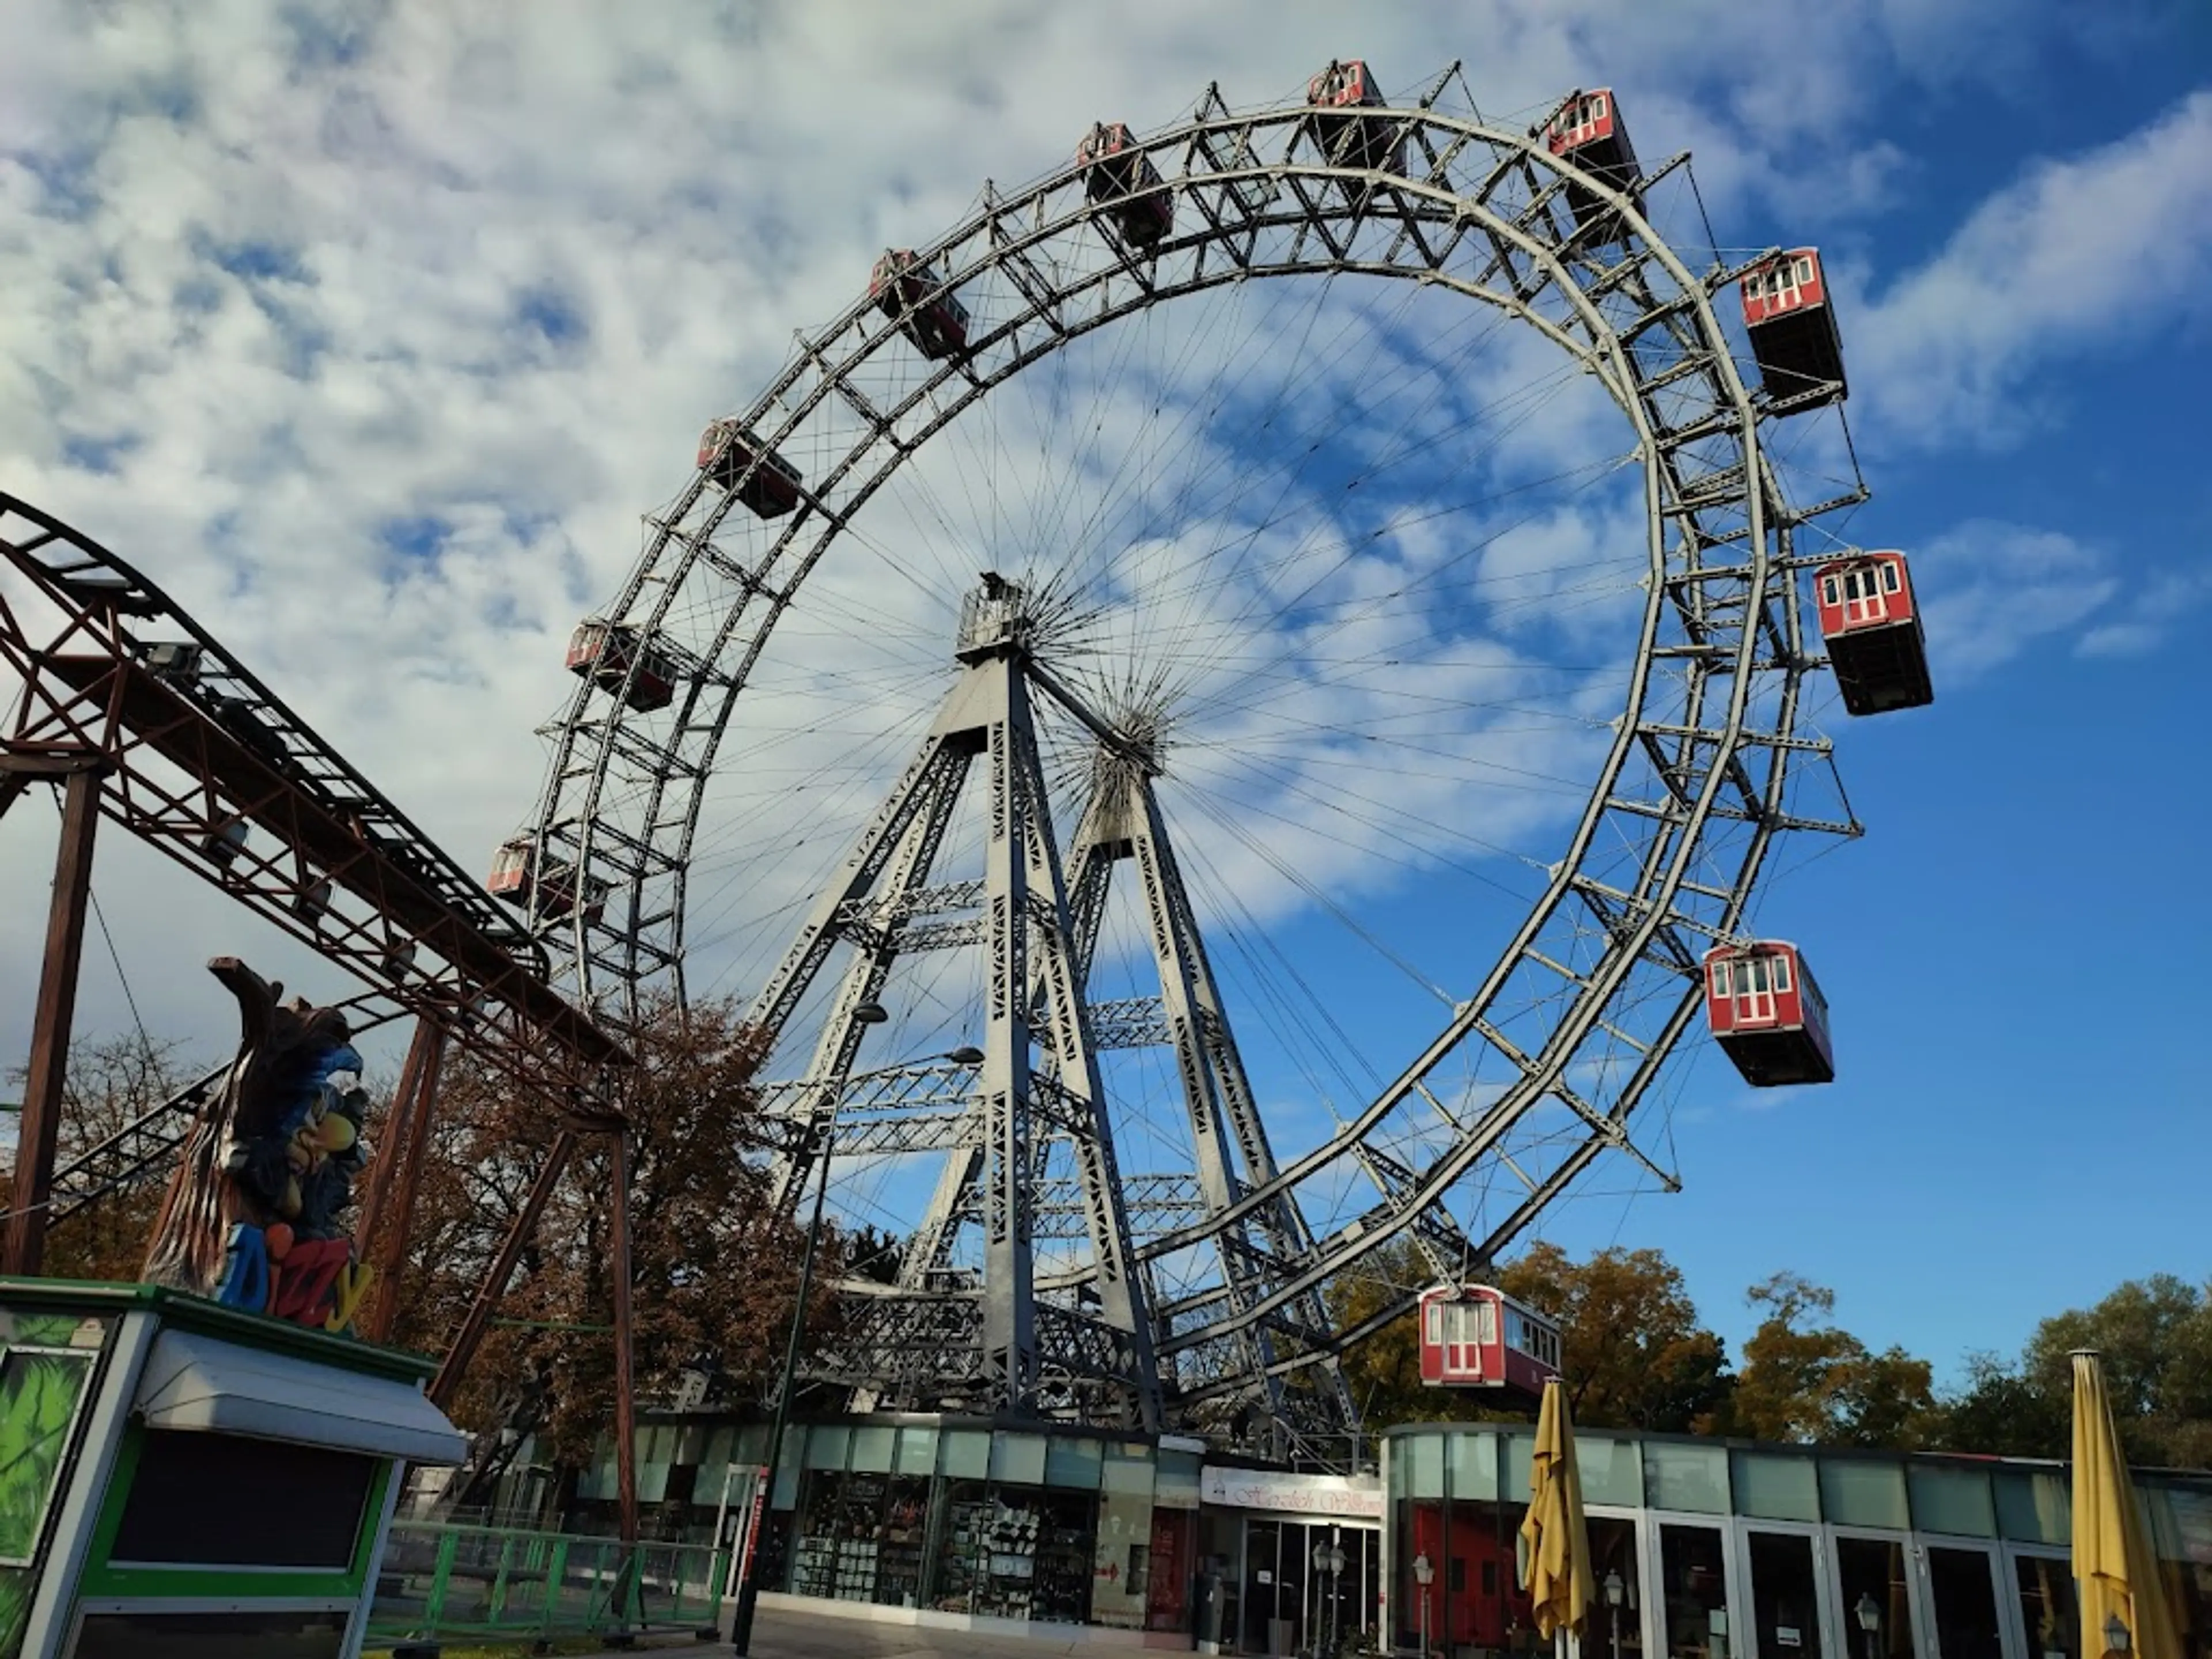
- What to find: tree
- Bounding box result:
[1933,1276,2212,1467]
[1495,1240,1734,1432]
[1723,1272,1936,1448]
[385,994,827,1470]
[1331,1238,1734,1433]
[15,1035,202,1283]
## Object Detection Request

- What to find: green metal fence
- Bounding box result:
[367,1520,726,1647]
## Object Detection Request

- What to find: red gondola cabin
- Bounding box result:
[1416,1284,1561,1402]
[870,251,970,361]
[1546,88,1642,239]
[698,420,802,519]
[1705,940,1834,1087]
[486,835,609,926]
[1078,123,1173,248]
[1741,248,1848,410]
[1816,551,1933,715]
[1306,59,1400,174]
[567,620,677,714]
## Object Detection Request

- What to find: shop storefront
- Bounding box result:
[1382,1425,2212,1659]
[566,1414,1207,1639]
[1200,1465,1385,1656]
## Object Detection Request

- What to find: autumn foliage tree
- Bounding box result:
[1715,1272,1936,1447]
[20,1036,203,1284]
[1495,1240,1733,1431]
[384,994,828,1471]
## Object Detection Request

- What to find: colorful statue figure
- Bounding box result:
[142,958,377,1334]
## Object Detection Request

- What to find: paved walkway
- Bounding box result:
[563,1602,1171,1659]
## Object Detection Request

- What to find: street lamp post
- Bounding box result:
[1412,1553,1435,1659]
[1313,1531,1347,1658]
[1604,1569,1625,1659]
[729,1029,983,1656]
[1855,1593,1881,1659]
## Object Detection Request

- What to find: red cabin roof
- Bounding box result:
[869,250,971,358]
[698,420,803,518]
[1741,248,1830,328]
[1417,1283,1561,1401]
[1740,248,1847,407]
[1078,122,1173,247]
[1546,88,1619,156]
[1307,59,1381,109]
[1703,940,1834,1087]
[1816,552,1934,715]
[567,620,676,714]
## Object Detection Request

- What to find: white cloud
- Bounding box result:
[1855,90,2212,445]
[1910,517,2212,683]
[0,0,2182,1143]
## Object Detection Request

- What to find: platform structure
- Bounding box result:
[0,1278,465,1659]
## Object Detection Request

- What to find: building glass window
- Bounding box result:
[2013,1553,2078,1659]
[871,1474,930,1607]
[991,1430,1048,1487]
[1407,1434,1445,1500]
[1644,1442,1729,1514]
[850,1425,896,1474]
[1731,1452,1819,1523]
[1580,1437,1643,1509]
[941,1429,991,1481]
[1908,1465,1997,1537]
[1923,1546,2006,1659]
[1832,1534,1914,1659]
[1743,1531,1824,1659]
[1819,1460,1908,1531]
[1994,1471,2070,1544]
[933,1478,991,1614]
[1588,1513,1645,1659]
[1045,1435,1105,1491]
[1657,1522,1731,1659]
[1449,1431,1498,1502]
[805,1425,850,1472]
[894,1425,937,1476]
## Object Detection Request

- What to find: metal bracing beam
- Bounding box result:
[769,767,971,1208]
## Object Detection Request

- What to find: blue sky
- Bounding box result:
[2,1,2209,1389]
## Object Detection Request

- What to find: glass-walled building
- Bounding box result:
[1383,1424,2212,1659]
[554,1411,1387,1646]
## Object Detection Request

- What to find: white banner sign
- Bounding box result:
[1200,1465,1385,1520]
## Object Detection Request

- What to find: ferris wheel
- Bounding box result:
[502,66,1923,1448]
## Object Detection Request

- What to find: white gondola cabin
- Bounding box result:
[1816,551,1933,715]
[697,420,803,519]
[1741,248,1848,410]
[486,835,609,926]
[1546,88,1642,238]
[869,250,970,360]
[1417,1284,1562,1403]
[1078,123,1173,248]
[567,620,677,714]
[1306,59,1401,174]
[1704,940,1834,1087]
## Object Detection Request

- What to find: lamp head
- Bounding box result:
[2105,1614,2131,1654]
[1855,1594,1880,1634]
[1604,1570,1624,1607]
[946,1044,985,1065]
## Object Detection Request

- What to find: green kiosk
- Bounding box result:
[0,1278,464,1659]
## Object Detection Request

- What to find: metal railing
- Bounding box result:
[368,1520,725,1647]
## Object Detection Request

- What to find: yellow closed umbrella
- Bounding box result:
[2071,1349,2179,1659]
[1521,1376,1594,1646]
